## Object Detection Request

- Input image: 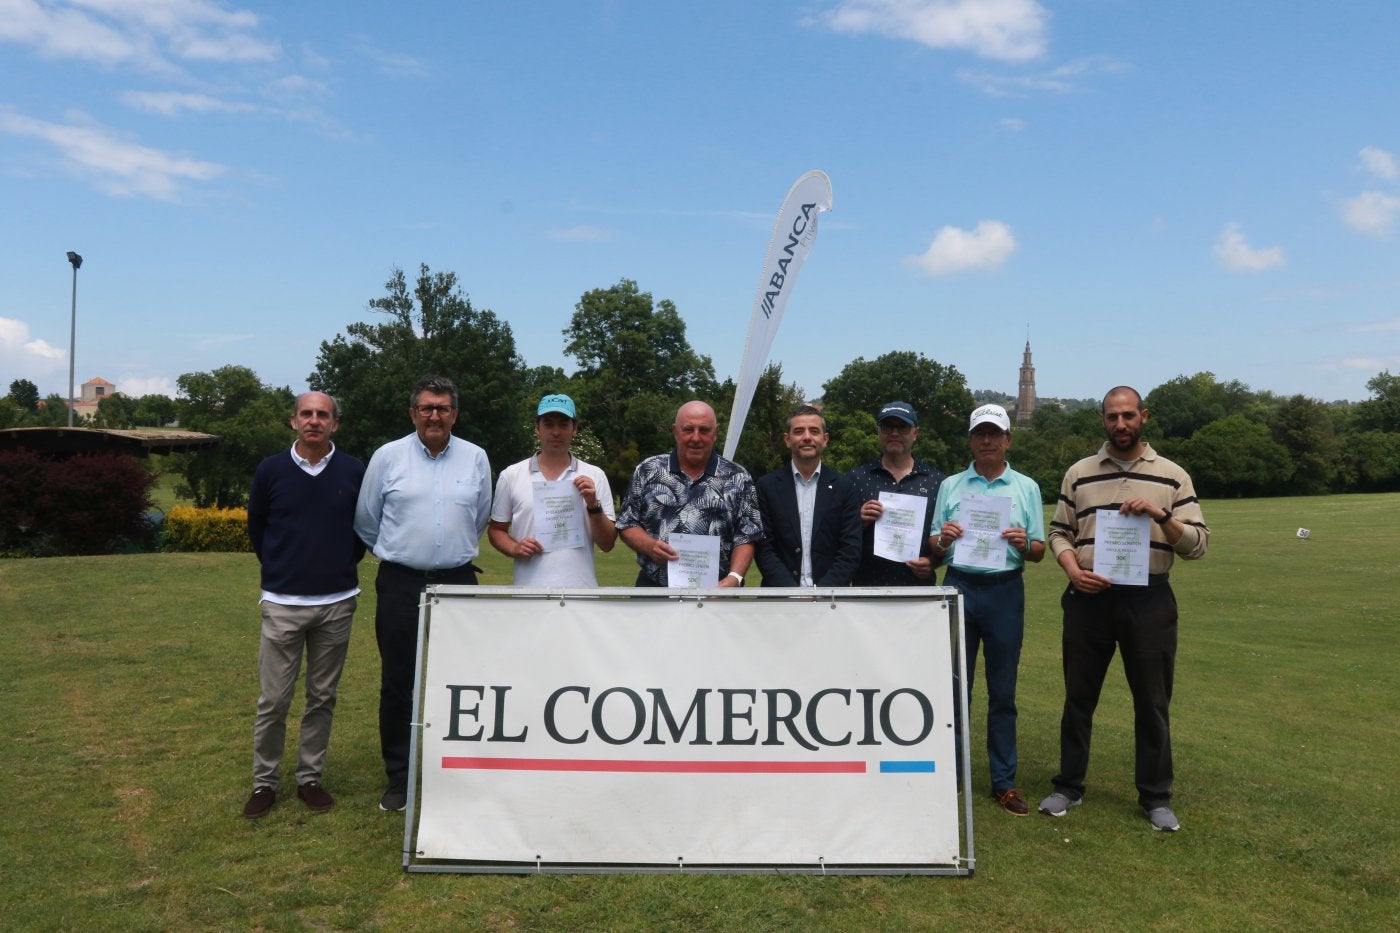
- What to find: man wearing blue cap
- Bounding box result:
[489,394,617,586]
[842,400,946,586]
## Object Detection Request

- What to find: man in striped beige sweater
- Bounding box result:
[1038,386,1209,833]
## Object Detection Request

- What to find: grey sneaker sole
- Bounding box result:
[1038,794,1082,817]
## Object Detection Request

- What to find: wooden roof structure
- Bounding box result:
[0,427,221,458]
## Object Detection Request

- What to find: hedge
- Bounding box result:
[162,506,252,553]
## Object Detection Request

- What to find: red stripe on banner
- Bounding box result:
[441,757,867,774]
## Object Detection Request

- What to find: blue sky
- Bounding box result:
[3,0,1398,413]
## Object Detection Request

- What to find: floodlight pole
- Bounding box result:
[66,251,82,427]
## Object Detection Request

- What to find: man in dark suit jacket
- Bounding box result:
[755,405,862,587]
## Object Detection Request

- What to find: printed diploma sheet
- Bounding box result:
[531,479,586,552]
[1092,509,1150,585]
[873,491,927,563]
[667,533,721,587]
[951,493,1011,572]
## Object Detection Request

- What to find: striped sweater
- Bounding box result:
[1048,442,1209,575]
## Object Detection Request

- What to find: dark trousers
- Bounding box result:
[374,561,477,788]
[947,568,1025,793]
[1052,580,1178,808]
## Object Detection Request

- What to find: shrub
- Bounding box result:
[162,506,252,553]
[0,449,157,556]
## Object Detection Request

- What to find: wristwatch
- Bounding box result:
[727,571,744,585]
[586,504,604,514]
[1155,509,1173,525]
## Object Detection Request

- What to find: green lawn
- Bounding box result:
[1,494,1396,930]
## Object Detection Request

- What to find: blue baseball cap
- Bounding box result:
[536,394,577,419]
[877,400,918,426]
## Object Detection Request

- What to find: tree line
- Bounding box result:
[4,264,1398,507]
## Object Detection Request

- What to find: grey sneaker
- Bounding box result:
[1038,791,1082,817]
[1145,806,1180,832]
[379,786,407,812]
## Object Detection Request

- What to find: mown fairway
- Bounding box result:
[2,494,1396,931]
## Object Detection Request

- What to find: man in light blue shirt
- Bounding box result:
[930,403,1045,817]
[354,374,491,812]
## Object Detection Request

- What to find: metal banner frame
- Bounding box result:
[400,587,973,876]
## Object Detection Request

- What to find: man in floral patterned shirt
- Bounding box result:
[616,400,763,587]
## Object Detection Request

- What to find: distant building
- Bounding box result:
[1014,342,1036,425]
[73,376,116,420]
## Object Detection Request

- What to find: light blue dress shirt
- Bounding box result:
[354,432,492,570]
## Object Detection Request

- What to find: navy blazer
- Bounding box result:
[754,463,862,586]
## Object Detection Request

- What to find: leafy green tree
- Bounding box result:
[1145,372,1255,439]
[562,278,718,488]
[822,406,882,473]
[819,350,973,472]
[1355,370,1400,432]
[1269,394,1341,495]
[1183,415,1293,497]
[0,397,21,429]
[8,378,39,412]
[93,394,138,428]
[311,264,529,463]
[131,394,178,427]
[1342,430,1400,491]
[168,366,294,507]
[32,394,79,426]
[1004,404,1105,503]
[713,363,808,478]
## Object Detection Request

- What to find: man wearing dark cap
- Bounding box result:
[841,400,946,586]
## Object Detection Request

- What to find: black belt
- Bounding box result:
[380,560,480,581]
[945,567,1023,588]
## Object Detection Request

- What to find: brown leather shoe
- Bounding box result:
[992,787,1029,816]
[243,786,276,819]
[297,780,334,812]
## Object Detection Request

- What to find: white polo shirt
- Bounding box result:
[490,454,615,587]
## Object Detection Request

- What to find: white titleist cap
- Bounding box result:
[969,404,1011,432]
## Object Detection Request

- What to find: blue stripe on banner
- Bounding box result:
[879,760,936,773]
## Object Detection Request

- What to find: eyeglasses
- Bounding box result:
[877,421,913,433]
[414,405,454,417]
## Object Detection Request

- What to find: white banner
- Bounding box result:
[410,589,965,872]
[723,170,833,461]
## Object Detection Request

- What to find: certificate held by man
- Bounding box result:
[873,491,927,563]
[951,493,1011,572]
[667,533,722,587]
[1092,509,1150,585]
[531,479,586,552]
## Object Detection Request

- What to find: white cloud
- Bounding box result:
[547,225,612,243]
[1346,317,1400,334]
[119,90,255,116]
[116,375,177,397]
[1341,190,1400,237]
[0,317,67,388]
[0,108,225,200]
[957,56,1127,97]
[1359,146,1398,181]
[909,220,1017,276]
[1213,222,1285,272]
[0,0,279,71]
[999,117,1026,132]
[818,0,1048,62]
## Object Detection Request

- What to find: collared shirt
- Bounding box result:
[490,453,615,587]
[1048,441,1209,575]
[354,432,492,571]
[616,449,763,585]
[291,442,334,478]
[932,460,1045,574]
[844,456,946,586]
[792,461,823,586]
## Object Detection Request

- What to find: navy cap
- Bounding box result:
[876,400,918,426]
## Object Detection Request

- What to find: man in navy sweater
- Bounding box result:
[242,391,366,819]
